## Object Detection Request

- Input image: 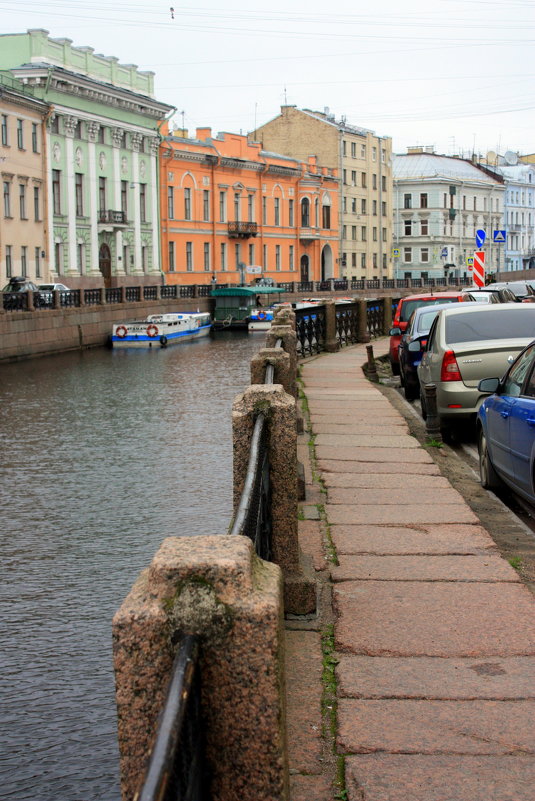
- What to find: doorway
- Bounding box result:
[300,255,309,283]
[99,244,111,287]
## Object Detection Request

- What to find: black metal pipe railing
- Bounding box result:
[137,635,205,801]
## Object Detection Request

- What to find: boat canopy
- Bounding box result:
[211,286,285,297]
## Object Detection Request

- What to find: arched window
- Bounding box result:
[301,197,310,227]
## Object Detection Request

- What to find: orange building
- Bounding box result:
[159,127,339,285]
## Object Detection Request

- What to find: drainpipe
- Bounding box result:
[156,108,177,283]
[378,136,383,279]
[338,128,344,279]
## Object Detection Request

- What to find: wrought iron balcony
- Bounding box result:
[228,221,258,238]
[98,210,127,226]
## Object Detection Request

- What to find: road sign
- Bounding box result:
[466,256,474,270]
[475,229,486,249]
[493,230,506,243]
[246,265,262,274]
[392,248,400,257]
[441,247,448,258]
[473,250,486,288]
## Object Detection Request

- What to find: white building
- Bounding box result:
[393,148,505,280]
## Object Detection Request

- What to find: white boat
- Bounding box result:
[248,308,275,332]
[111,312,211,348]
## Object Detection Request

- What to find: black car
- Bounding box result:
[486,281,535,301]
[2,276,45,310]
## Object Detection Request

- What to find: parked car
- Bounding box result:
[2,276,47,309]
[395,302,469,401]
[485,281,535,301]
[389,292,468,375]
[417,304,535,440]
[38,282,70,305]
[460,289,502,304]
[2,276,40,293]
[477,341,535,504]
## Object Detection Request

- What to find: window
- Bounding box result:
[382,175,386,191]
[382,201,387,216]
[420,193,428,208]
[361,172,367,188]
[343,196,347,213]
[421,248,429,263]
[361,253,366,268]
[361,226,367,241]
[123,242,129,271]
[382,228,387,241]
[421,219,428,235]
[99,177,107,211]
[98,126,105,143]
[186,241,193,271]
[3,181,11,217]
[247,193,254,222]
[352,253,356,267]
[139,183,146,222]
[404,220,412,235]
[203,190,210,221]
[75,174,83,216]
[35,246,41,279]
[351,142,356,158]
[322,203,331,228]
[372,146,377,161]
[275,244,281,271]
[274,197,280,226]
[403,194,412,209]
[372,174,377,190]
[17,119,23,149]
[263,244,268,268]
[301,197,310,227]
[141,245,147,271]
[18,183,27,219]
[51,116,59,134]
[372,200,377,216]
[184,188,191,220]
[351,198,357,213]
[75,120,82,139]
[361,198,366,214]
[1,114,7,145]
[168,186,175,219]
[234,192,241,221]
[289,245,294,271]
[342,225,347,238]
[352,226,357,241]
[262,196,267,224]
[351,170,357,186]
[220,242,226,271]
[204,242,210,271]
[5,245,12,277]
[77,243,84,272]
[381,148,386,163]
[121,181,128,215]
[342,140,347,156]
[473,196,477,211]
[373,227,377,241]
[361,145,366,159]
[219,190,226,222]
[373,253,377,268]
[343,169,347,185]
[55,242,62,273]
[168,241,175,271]
[403,247,412,262]
[21,246,27,276]
[32,123,38,153]
[51,170,61,214]
[289,199,294,227]
[235,243,241,267]
[249,243,254,264]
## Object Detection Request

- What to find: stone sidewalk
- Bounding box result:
[286,341,535,801]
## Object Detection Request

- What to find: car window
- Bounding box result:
[503,345,535,397]
[417,309,440,333]
[426,316,439,353]
[445,309,535,344]
[399,297,457,323]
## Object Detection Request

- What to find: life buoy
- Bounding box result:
[147,324,159,337]
[116,325,128,338]
[258,311,266,320]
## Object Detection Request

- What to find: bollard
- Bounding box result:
[357,299,370,343]
[366,344,379,382]
[424,383,442,443]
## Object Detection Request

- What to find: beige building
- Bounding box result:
[1,73,49,286]
[252,105,393,281]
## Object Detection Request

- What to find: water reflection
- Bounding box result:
[0,333,262,800]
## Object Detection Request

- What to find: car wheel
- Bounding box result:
[399,363,405,387]
[419,389,427,420]
[404,379,418,402]
[478,429,502,490]
[390,357,400,376]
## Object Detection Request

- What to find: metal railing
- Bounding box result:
[335,302,359,346]
[295,305,326,357]
[137,635,205,801]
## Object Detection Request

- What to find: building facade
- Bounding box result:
[252,105,393,281]
[0,29,174,287]
[393,148,505,280]
[159,126,339,285]
[1,72,49,286]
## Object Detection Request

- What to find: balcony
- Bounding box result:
[228,221,258,238]
[98,210,127,227]
[299,226,319,242]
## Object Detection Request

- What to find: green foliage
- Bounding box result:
[508,556,523,571]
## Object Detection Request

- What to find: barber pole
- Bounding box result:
[473,250,486,288]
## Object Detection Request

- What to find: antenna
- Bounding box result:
[284,86,287,104]
[254,102,257,135]
[180,110,185,131]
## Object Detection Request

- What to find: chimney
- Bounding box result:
[196,127,212,141]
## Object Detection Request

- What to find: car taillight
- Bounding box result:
[421,339,427,347]
[440,350,462,382]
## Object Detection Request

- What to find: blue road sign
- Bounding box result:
[441,247,448,258]
[476,229,486,248]
[493,230,506,243]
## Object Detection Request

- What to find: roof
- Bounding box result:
[393,153,501,185]
[211,286,285,297]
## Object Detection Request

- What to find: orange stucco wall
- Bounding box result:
[159,126,339,285]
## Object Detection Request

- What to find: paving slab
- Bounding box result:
[336,655,535,699]
[298,520,327,572]
[285,630,323,773]
[345,754,535,801]
[331,524,497,555]
[323,473,450,489]
[318,459,441,476]
[289,774,333,801]
[316,446,434,464]
[327,486,463,506]
[334,581,535,656]
[310,423,409,435]
[326,503,478,525]
[338,699,535,754]
[332,554,519,582]
[315,433,419,449]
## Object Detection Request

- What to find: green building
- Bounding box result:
[0,28,175,287]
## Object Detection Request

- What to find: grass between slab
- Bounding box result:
[322,623,346,800]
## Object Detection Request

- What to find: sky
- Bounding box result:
[1,0,534,158]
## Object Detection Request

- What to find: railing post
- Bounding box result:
[232,384,316,614]
[100,287,106,305]
[366,344,379,382]
[266,325,298,398]
[53,290,61,310]
[120,285,127,303]
[324,300,339,352]
[27,290,35,311]
[113,535,288,801]
[251,348,292,395]
[382,296,393,334]
[357,299,370,343]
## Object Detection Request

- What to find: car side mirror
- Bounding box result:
[389,327,401,336]
[407,340,422,352]
[478,377,500,393]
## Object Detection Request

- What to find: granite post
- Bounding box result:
[232,384,316,614]
[324,300,340,352]
[251,348,292,396]
[113,535,288,801]
[357,299,370,343]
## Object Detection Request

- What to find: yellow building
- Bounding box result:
[252,106,393,281]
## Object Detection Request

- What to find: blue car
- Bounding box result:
[477,341,535,504]
[394,302,463,401]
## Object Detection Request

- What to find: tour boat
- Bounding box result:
[111,312,212,348]
[248,308,275,332]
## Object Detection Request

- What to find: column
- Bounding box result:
[113,141,124,275]
[131,149,143,275]
[86,122,101,276]
[63,115,78,276]
[148,136,161,275]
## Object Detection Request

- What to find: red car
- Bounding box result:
[389,292,469,374]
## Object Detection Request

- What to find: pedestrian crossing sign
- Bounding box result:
[493,230,506,243]
[466,256,474,269]
[392,248,400,257]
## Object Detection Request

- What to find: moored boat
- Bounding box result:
[248,308,275,332]
[111,312,211,348]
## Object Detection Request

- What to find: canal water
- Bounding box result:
[0,332,263,801]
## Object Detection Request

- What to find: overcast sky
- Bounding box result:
[1,0,534,158]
